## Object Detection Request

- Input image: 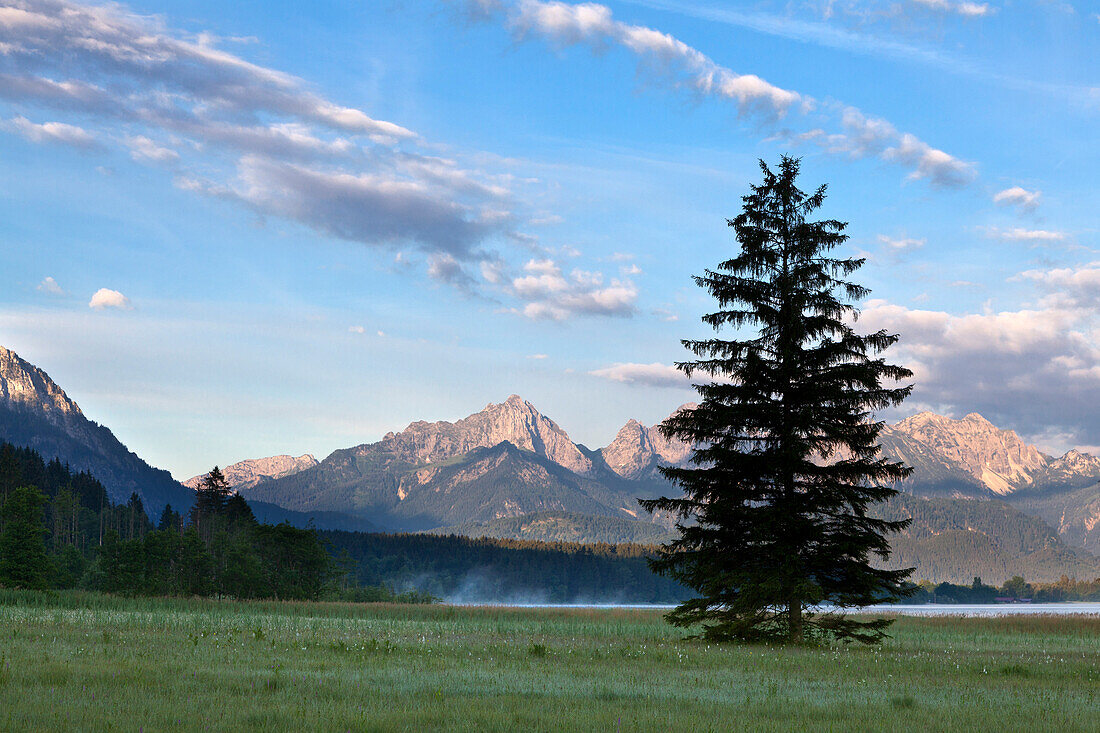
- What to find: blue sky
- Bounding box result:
[0,0,1098,478]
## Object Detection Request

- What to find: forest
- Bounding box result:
[4,440,1100,604]
[0,443,331,599]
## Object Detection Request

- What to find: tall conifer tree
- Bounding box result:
[641,156,914,644]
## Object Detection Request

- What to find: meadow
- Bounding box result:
[1,591,1098,731]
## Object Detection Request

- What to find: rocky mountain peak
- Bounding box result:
[891,410,1047,495]
[383,395,592,474]
[0,345,82,417]
[600,408,693,480]
[183,453,319,490]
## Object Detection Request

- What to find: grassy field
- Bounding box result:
[1,591,1098,731]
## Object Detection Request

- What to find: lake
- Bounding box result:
[451,602,1100,616]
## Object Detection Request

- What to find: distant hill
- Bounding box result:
[0,345,193,516]
[872,494,1100,584]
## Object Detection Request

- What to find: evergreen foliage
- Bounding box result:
[641,156,914,644]
[0,486,53,588]
[0,446,332,600]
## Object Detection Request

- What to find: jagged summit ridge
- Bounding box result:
[0,345,82,417]
[380,394,592,474]
[888,410,1049,495]
[184,454,318,490]
[600,404,695,480]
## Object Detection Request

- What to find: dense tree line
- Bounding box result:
[323,531,691,604]
[908,575,1100,604]
[0,445,331,599]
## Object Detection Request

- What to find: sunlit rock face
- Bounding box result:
[889,412,1049,495]
[381,394,593,474]
[600,404,695,481]
[0,345,82,418]
[184,454,319,490]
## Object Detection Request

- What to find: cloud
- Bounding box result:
[859,294,1100,446]
[877,234,925,251]
[589,361,688,387]
[348,326,366,334]
[469,1,975,187]
[993,186,1042,213]
[0,0,527,284]
[88,288,132,310]
[217,156,499,257]
[0,0,412,142]
[4,116,97,148]
[651,307,679,322]
[510,257,637,319]
[808,108,976,186]
[506,0,802,119]
[910,0,992,17]
[427,252,477,289]
[985,227,1068,242]
[527,353,549,359]
[36,276,64,295]
[1016,263,1100,310]
[126,136,179,164]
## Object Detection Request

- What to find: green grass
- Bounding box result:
[1,591,1098,731]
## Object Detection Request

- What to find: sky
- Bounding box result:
[0,0,1098,479]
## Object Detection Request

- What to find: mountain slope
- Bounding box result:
[244,440,643,531]
[184,454,318,490]
[242,396,633,530]
[872,493,1100,584]
[428,511,677,545]
[0,345,193,515]
[886,412,1049,495]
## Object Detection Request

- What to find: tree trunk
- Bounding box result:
[789,598,803,643]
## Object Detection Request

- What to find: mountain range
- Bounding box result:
[6,342,1100,582]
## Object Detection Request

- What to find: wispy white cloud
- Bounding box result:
[88,288,132,310]
[985,226,1068,242]
[877,234,926,251]
[910,0,992,18]
[993,186,1042,213]
[589,361,687,387]
[0,0,542,293]
[506,0,803,118]
[36,276,64,295]
[510,257,638,319]
[469,0,976,187]
[4,115,97,148]
[126,135,179,164]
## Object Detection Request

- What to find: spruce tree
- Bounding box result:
[641,156,914,644]
[190,466,231,540]
[0,486,53,589]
